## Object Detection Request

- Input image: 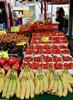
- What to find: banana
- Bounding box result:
[61,77,68,97]
[43,76,48,92]
[29,69,34,80]
[6,77,13,99]
[35,76,40,95]
[65,78,73,93]
[63,74,73,85]
[40,76,44,94]
[0,76,5,93]
[24,70,28,78]
[2,78,10,97]
[46,70,51,78]
[15,78,20,98]
[0,68,5,75]
[10,69,18,78]
[57,77,63,97]
[25,78,30,99]
[35,69,45,77]
[29,78,35,98]
[19,69,24,80]
[5,69,11,79]
[48,76,54,91]
[20,77,26,100]
[51,78,58,94]
[10,77,17,97]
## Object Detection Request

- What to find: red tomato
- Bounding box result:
[0,58,7,66]
[8,56,17,65]
[54,63,63,69]
[42,63,49,69]
[12,62,20,71]
[3,63,11,72]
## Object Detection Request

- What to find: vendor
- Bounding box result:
[56,7,65,31]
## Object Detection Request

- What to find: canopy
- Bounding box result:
[44,0,70,4]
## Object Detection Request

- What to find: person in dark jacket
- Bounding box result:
[56,7,65,31]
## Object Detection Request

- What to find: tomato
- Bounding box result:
[12,62,20,71]
[8,56,17,65]
[0,58,7,66]
[3,63,11,72]
[61,49,70,54]
[24,57,33,62]
[54,63,63,69]
[64,63,72,69]
[34,56,42,62]
[29,63,35,69]
[42,63,49,69]
[53,56,62,62]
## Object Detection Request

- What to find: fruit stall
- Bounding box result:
[0,18,73,100]
[0,0,73,100]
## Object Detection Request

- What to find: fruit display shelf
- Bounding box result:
[23,31,73,70]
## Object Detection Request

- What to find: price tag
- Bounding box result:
[16,41,27,46]
[41,36,49,42]
[11,26,20,32]
[0,30,6,35]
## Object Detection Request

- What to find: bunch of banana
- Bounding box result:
[46,69,73,97]
[0,68,5,93]
[18,76,35,100]
[2,68,18,99]
[35,69,48,95]
[19,66,34,80]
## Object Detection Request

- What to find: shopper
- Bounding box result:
[56,7,65,31]
[18,12,23,25]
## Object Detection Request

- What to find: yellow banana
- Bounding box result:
[5,69,11,79]
[35,76,40,95]
[43,76,48,92]
[29,78,35,98]
[0,76,5,93]
[0,68,5,75]
[57,77,63,97]
[25,78,30,99]
[19,69,24,80]
[30,69,34,80]
[2,78,10,97]
[6,77,13,99]
[10,77,17,97]
[20,77,26,99]
[51,78,58,94]
[48,77,54,91]
[65,79,73,93]
[61,77,68,97]
[39,76,44,94]
[35,69,45,77]
[15,78,20,98]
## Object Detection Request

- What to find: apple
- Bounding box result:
[0,58,7,66]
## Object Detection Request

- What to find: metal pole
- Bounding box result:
[44,0,47,20]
